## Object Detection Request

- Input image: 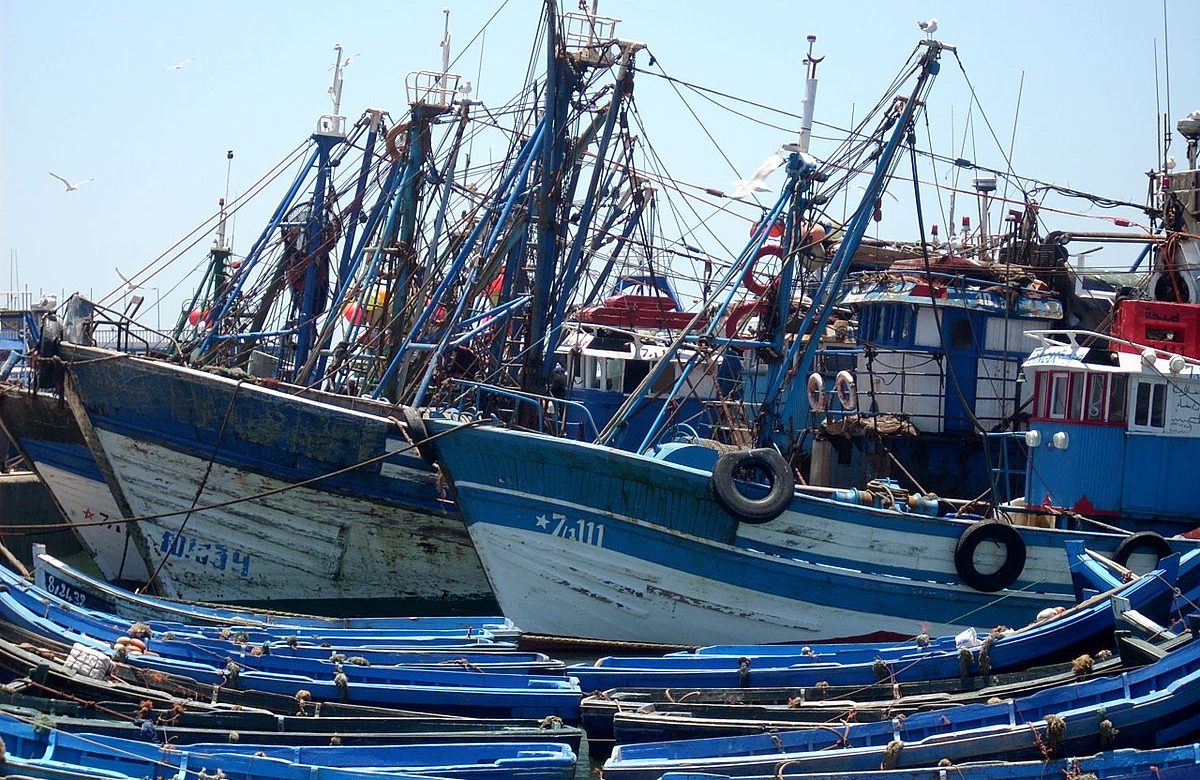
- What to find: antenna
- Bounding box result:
[440,7,451,87]
[216,150,234,252]
[1162,0,1172,158]
[329,43,345,114]
[797,35,824,154]
[318,44,348,135]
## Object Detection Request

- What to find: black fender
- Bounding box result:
[711,448,794,524]
[397,405,436,465]
[1113,531,1172,569]
[954,520,1027,592]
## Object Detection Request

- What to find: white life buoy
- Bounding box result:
[834,370,857,410]
[807,372,825,412]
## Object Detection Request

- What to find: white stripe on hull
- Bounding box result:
[33,462,151,583]
[466,520,1054,644]
[97,431,490,604]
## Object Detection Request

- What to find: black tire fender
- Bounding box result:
[397,405,436,465]
[711,448,794,524]
[1113,531,1172,569]
[954,520,1027,592]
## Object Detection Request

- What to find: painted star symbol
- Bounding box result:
[535,515,549,529]
[82,508,95,519]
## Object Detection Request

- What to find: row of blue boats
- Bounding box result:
[2,544,1200,779]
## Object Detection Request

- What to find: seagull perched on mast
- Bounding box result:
[918,18,938,37]
[49,172,93,192]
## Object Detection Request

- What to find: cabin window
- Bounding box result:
[1069,373,1085,419]
[1107,375,1127,422]
[1133,380,1167,429]
[1033,371,1049,417]
[858,308,878,341]
[1048,373,1069,419]
[1085,374,1106,421]
[604,358,623,392]
[1151,383,1167,427]
[860,305,915,346]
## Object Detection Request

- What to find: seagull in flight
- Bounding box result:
[165,58,194,71]
[728,146,786,200]
[49,172,93,192]
[114,267,141,291]
[918,18,938,36]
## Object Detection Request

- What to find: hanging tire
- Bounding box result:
[711,448,794,524]
[1112,531,1172,568]
[398,405,436,465]
[954,520,1027,592]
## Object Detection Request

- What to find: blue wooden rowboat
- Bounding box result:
[0,711,577,780]
[565,554,1177,690]
[0,581,564,686]
[655,744,1200,780]
[0,582,583,721]
[600,633,1200,779]
[1,562,510,649]
[33,552,518,638]
[0,568,557,673]
[1067,542,1200,619]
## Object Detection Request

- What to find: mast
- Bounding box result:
[289,44,350,378]
[762,41,946,449]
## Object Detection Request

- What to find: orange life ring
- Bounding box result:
[743,244,783,295]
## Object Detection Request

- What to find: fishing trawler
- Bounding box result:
[1020,109,1200,539]
[427,39,1200,645]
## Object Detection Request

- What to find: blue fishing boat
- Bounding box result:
[427,38,1200,645]
[601,630,1200,778]
[1020,110,1200,538]
[0,582,582,722]
[1,291,152,584]
[56,5,661,612]
[0,711,577,780]
[32,550,516,637]
[564,553,1176,690]
[654,744,1200,780]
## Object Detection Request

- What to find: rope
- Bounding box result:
[0,412,490,535]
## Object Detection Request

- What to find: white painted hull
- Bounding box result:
[466,519,1058,645]
[96,430,490,605]
[33,461,149,583]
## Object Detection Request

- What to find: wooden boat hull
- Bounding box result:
[0,384,149,583]
[430,419,1195,644]
[61,345,492,610]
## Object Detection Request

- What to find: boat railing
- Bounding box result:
[405,71,461,110]
[1026,328,1200,368]
[0,290,35,312]
[447,379,600,441]
[561,12,619,65]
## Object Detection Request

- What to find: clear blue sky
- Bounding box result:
[2,1,1196,325]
